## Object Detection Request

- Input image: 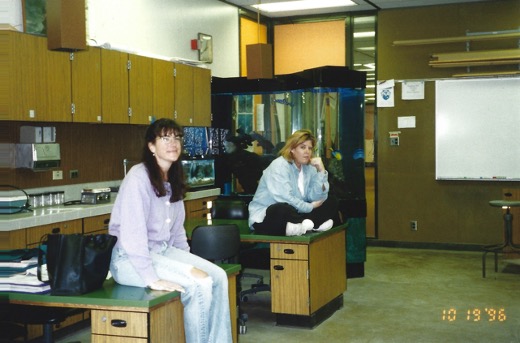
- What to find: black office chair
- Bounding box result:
[7,304,84,343]
[190,224,241,263]
[210,198,271,301]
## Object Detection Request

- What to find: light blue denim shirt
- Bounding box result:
[248,156,329,229]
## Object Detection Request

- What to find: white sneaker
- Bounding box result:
[302,219,315,232]
[286,222,306,236]
[314,219,334,232]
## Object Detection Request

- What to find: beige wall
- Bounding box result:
[274,20,346,75]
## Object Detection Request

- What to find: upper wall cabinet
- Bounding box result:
[100,49,130,124]
[0,31,71,122]
[174,64,211,127]
[71,48,102,123]
[152,59,176,121]
[0,32,211,126]
[128,54,154,124]
[193,67,211,127]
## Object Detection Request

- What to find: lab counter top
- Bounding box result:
[0,188,221,232]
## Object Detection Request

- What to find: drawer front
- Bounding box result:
[271,243,308,260]
[26,219,83,247]
[92,334,147,343]
[84,214,111,234]
[91,310,148,338]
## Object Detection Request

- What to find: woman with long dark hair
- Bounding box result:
[109,118,232,343]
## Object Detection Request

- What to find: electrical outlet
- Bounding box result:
[52,170,63,180]
[390,137,399,146]
[70,169,79,179]
[410,220,418,231]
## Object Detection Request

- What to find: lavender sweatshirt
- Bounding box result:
[109,163,189,285]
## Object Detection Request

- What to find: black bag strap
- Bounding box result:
[37,234,49,283]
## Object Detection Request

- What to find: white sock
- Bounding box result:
[286,222,305,236]
[302,219,315,232]
[315,219,334,232]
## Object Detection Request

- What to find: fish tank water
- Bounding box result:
[182,159,215,189]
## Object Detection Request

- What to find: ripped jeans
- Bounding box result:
[110,244,232,343]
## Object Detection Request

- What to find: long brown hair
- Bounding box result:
[142,118,186,202]
[279,129,316,163]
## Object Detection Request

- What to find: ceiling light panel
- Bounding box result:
[252,0,357,13]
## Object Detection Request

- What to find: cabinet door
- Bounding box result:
[101,49,129,123]
[270,258,310,315]
[9,33,71,122]
[174,63,194,126]
[129,54,153,124]
[45,47,72,122]
[153,59,175,120]
[193,67,211,126]
[71,48,102,123]
[83,214,111,234]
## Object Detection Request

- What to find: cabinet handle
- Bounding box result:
[103,218,110,225]
[283,249,294,254]
[111,319,127,328]
[51,227,60,234]
[273,265,284,270]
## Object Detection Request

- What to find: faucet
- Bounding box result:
[123,159,139,176]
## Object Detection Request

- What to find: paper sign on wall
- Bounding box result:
[377,80,395,108]
[402,81,425,100]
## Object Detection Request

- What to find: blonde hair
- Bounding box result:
[279,129,316,162]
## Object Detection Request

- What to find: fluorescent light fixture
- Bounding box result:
[252,0,357,13]
[353,31,375,38]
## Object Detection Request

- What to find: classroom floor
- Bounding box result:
[55,246,520,343]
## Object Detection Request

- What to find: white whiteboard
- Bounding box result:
[435,77,520,181]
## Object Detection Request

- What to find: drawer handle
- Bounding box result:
[103,218,110,225]
[273,265,284,270]
[283,249,294,254]
[111,319,127,328]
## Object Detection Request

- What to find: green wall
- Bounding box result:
[376,0,520,245]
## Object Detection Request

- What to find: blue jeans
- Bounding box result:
[110,245,232,343]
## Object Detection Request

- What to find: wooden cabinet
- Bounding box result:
[174,63,212,126]
[184,196,217,219]
[83,214,111,234]
[174,63,194,126]
[0,31,211,125]
[193,67,212,127]
[152,59,175,120]
[91,298,185,342]
[71,48,102,123]
[101,49,130,124]
[270,230,346,316]
[0,31,71,122]
[128,54,154,124]
[270,243,310,315]
[26,219,82,248]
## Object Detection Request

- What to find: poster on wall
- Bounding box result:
[377,80,395,107]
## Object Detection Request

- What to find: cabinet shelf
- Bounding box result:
[429,48,520,68]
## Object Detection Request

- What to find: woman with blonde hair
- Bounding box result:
[248,129,338,236]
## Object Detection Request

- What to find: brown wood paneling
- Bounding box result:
[376,0,520,245]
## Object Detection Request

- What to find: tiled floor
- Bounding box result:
[55,246,520,343]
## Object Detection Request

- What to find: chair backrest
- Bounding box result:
[190,224,241,263]
[211,199,249,219]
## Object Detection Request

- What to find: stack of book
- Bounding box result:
[0,249,50,294]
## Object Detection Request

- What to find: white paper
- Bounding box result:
[398,116,416,128]
[402,81,425,100]
[377,80,395,108]
[256,104,265,131]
